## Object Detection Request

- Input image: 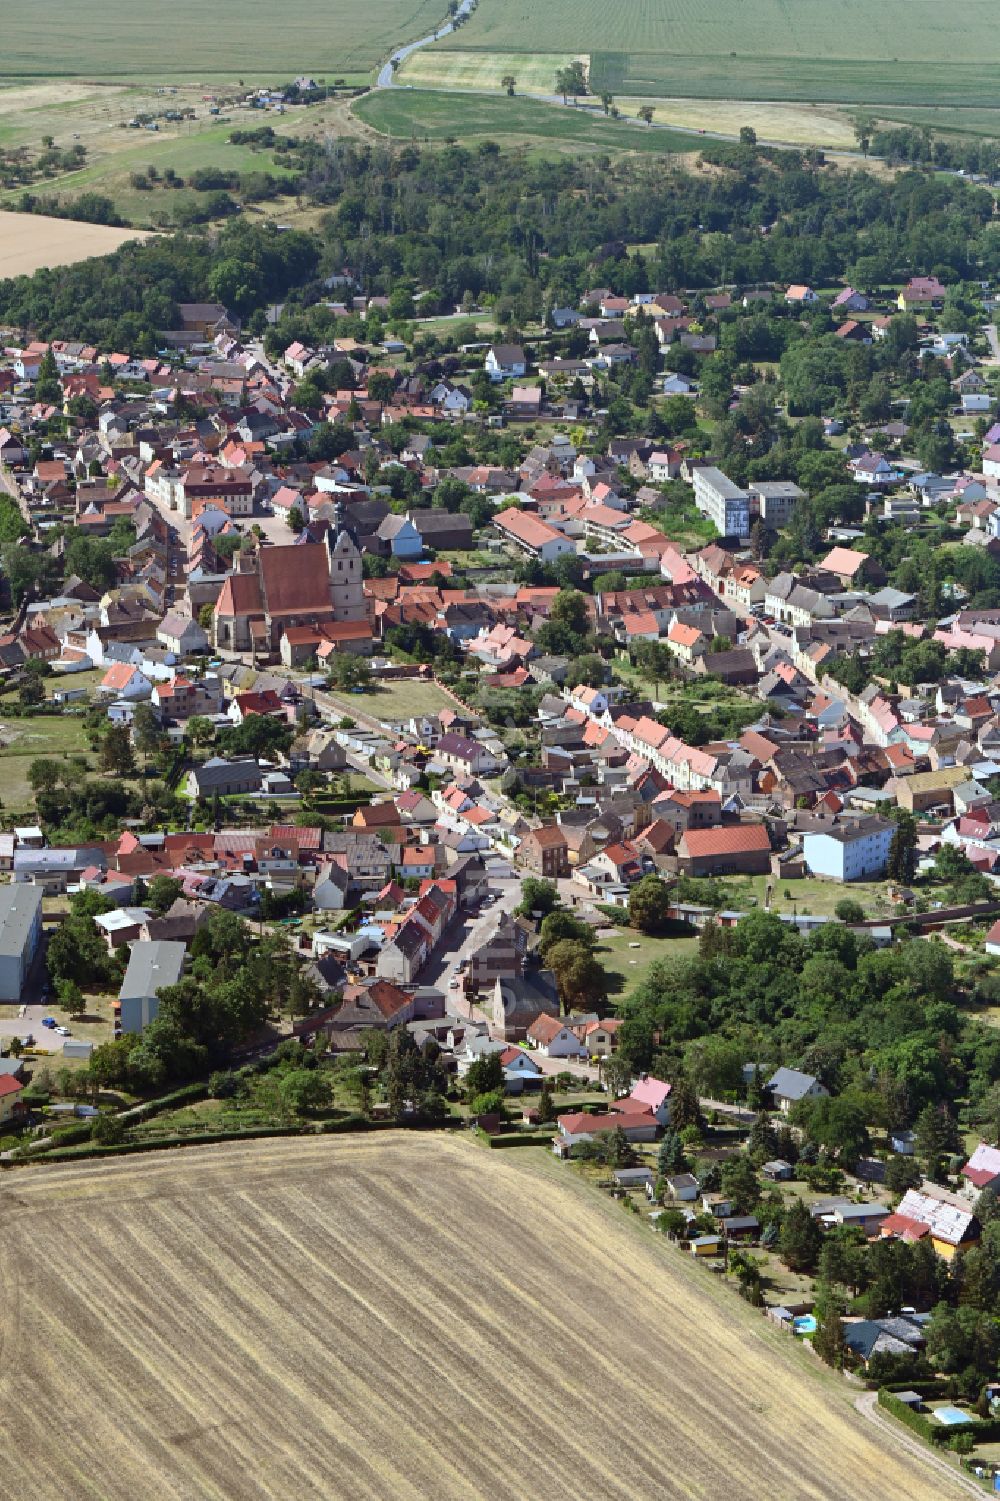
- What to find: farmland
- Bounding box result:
[0,1133,959,1499]
[430,0,1000,105]
[0,208,151,275]
[354,89,696,156]
[3,0,445,80]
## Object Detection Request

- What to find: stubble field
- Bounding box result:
[0,208,151,275]
[0,1133,964,1500]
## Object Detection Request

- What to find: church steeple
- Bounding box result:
[325,504,365,622]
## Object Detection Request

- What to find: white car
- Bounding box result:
[55,1026,71,1036]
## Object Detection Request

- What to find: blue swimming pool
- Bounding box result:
[792,1315,817,1336]
[935,1406,972,1426]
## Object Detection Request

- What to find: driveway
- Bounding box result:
[421,878,522,1016]
[853,1391,981,1497]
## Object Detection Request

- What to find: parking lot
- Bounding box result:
[0,1003,69,1055]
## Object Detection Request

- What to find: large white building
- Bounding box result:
[0,885,43,1001]
[692,467,750,538]
[801,818,894,882]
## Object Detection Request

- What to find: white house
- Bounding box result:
[484,344,527,383]
[526,1014,587,1058]
[156,611,209,656]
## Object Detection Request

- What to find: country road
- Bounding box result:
[377,0,476,89]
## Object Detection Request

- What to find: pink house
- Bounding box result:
[626,1074,672,1125]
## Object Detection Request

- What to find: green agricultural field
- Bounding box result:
[4,0,446,79]
[432,0,1000,106]
[354,89,696,155]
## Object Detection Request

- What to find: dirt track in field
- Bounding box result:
[0,1134,965,1500]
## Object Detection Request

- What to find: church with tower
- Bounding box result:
[213,507,366,657]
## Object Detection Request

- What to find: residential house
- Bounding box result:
[766,1067,829,1114]
[801,817,894,881]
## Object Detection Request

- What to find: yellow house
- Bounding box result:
[0,1074,23,1124]
[885,1189,979,1262]
[690,1235,723,1258]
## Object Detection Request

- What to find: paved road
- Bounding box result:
[377,0,476,88]
[984,323,1000,363]
[853,1391,982,1497]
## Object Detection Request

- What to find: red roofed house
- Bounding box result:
[962,1142,1000,1196]
[526,1013,587,1058]
[676,823,772,876]
[0,1073,24,1124]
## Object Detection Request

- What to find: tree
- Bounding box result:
[887,809,917,884]
[464,1049,504,1098]
[280,1067,332,1115]
[131,702,164,765]
[55,978,86,1019]
[600,92,613,116]
[538,909,594,958]
[546,939,608,1013]
[145,875,183,915]
[885,1154,923,1198]
[185,715,215,750]
[515,878,558,918]
[27,758,61,794]
[35,346,62,403]
[738,125,758,146]
[99,723,136,778]
[812,1284,848,1368]
[780,1197,822,1272]
[854,112,875,158]
[720,1154,761,1215]
[638,105,654,126]
[538,1081,555,1121]
[327,653,371,692]
[555,60,588,102]
[667,1074,702,1131]
[501,74,516,96]
[834,898,865,924]
[628,874,672,935]
[914,1101,960,1176]
[657,1128,687,1177]
[91,1112,126,1145]
[18,674,45,707]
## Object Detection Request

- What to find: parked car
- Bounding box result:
[56,1026,71,1036]
[41,1017,56,1029]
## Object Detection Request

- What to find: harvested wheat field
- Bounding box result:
[0,1134,963,1500]
[0,210,151,276]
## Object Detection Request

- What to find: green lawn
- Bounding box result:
[326,679,457,723]
[721,873,897,920]
[353,90,697,156]
[0,713,94,811]
[596,926,700,1002]
[3,0,446,78]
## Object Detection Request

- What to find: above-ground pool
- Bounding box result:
[934,1406,972,1425]
[792,1315,817,1336]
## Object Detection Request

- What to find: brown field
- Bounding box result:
[0,208,152,276]
[0,1133,963,1500]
